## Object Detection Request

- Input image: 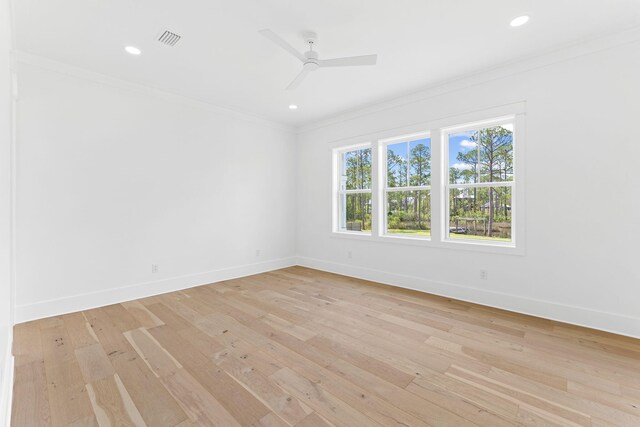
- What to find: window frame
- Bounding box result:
[442,117,516,247]
[330,102,525,255]
[381,132,432,240]
[332,143,373,235]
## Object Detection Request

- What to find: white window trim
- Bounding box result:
[330,102,526,256]
[332,143,373,235]
[380,132,432,240]
[441,116,518,249]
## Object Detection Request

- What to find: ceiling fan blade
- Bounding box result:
[286,68,310,90]
[319,54,378,67]
[259,29,306,62]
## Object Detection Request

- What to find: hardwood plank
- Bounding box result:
[86,374,147,426]
[122,300,165,329]
[217,352,311,425]
[279,356,433,427]
[101,303,141,332]
[40,324,97,426]
[146,302,192,331]
[11,361,51,426]
[406,378,516,426]
[307,334,415,388]
[124,327,182,378]
[213,336,284,377]
[148,325,213,369]
[183,360,272,425]
[262,313,317,341]
[270,367,381,427]
[110,351,189,426]
[12,321,43,366]
[259,412,291,427]
[567,381,640,417]
[446,365,592,426]
[84,307,136,359]
[473,364,640,425]
[159,368,241,426]
[295,412,334,427]
[12,267,640,427]
[176,325,226,359]
[63,312,99,349]
[326,358,475,426]
[75,343,115,383]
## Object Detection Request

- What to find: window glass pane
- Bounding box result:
[386,142,408,188]
[339,193,371,232]
[448,186,512,242]
[342,148,372,190]
[409,138,431,186]
[448,131,478,184]
[386,190,431,237]
[477,125,513,183]
[448,126,513,184]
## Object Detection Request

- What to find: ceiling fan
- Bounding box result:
[259,29,377,90]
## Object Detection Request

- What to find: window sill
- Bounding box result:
[378,234,432,246]
[438,239,523,256]
[330,231,524,255]
[331,231,373,241]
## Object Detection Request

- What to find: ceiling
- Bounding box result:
[14,0,640,127]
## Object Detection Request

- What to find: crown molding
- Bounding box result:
[14,51,296,134]
[297,25,640,134]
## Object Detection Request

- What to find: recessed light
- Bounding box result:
[124,46,142,55]
[510,16,530,27]
[289,104,298,110]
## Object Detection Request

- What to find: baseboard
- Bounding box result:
[14,255,640,339]
[15,257,296,323]
[296,256,640,340]
[0,344,14,427]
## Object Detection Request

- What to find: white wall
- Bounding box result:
[296,37,640,338]
[0,0,13,421]
[14,59,297,321]
[10,25,640,342]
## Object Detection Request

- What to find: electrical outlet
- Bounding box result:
[255,249,261,257]
[347,250,352,259]
[151,264,159,274]
[480,270,488,280]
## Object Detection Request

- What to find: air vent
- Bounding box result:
[157,30,181,46]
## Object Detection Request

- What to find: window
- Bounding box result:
[336,146,372,233]
[383,134,431,238]
[332,109,522,252]
[445,120,514,243]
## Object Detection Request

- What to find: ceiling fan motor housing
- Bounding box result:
[304,50,320,70]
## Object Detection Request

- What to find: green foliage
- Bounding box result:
[386,190,431,231]
[450,126,514,239]
[387,141,431,188]
[455,126,513,184]
[344,148,371,190]
[340,130,514,239]
[385,140,431,233]
[387,149,406,187]
[343,148,372,230]
[410,143,430,186]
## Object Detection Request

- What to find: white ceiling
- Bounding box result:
[14,0,640,127]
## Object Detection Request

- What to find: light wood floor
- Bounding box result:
[11,267,640,426]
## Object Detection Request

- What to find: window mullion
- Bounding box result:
[406,141,410,187]
[371,141,381,237]
[449,182,514,189]
[385,185,431,192]
[430,129,443,243]
[341,189,373,194]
